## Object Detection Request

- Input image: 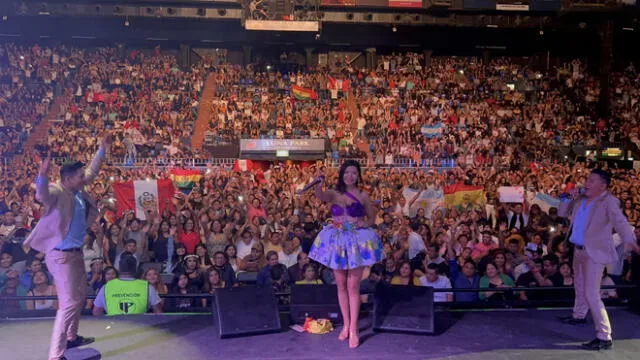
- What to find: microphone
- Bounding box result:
[297,176,325,195]
[559,187,586,201]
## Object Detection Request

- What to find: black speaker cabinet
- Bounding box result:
[373,284,434,334]
[289,285,342,325]
[214,286,281,338]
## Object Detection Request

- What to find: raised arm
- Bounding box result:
[35,154,57,207]
[84,134,113,184]
[314,176,336,204]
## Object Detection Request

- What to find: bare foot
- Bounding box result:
[338,327,349,341]
[348,331,360,349]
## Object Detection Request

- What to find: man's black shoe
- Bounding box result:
[557,315,574,322]
[581,338,613,351]
[562,317,587,325]
[66,335,95,349]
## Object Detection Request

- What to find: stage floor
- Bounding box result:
[2,309,640,360]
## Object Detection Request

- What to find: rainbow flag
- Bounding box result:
[444,184,485,208]
[169,169,202,189]
[291,85,318,100]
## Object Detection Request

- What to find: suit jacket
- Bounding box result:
[507,211,529,230]
[559,192,636,264]
[287,263,303,283]
[24,149,105,253]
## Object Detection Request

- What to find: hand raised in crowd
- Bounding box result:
[38,153,51,177]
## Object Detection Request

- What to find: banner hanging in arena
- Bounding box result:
[113,179,175,220]
[321,0,357,5]
[443,184,485,208]
[495,0,529,10]
[388,0,423,7]
[320,0,389,6]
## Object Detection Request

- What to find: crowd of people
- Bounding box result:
[42,47,210,162]
[7,46,636,169]
[0,46,639,314]
[1,157,639,312]
[201,53,640,167]
[0,44,83,157]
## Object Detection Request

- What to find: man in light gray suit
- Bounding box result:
[557,169,639,350]
[25,135,112,360]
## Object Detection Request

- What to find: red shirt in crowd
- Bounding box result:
[471,242,498,261]
[179,232,200,254]
[247,206,267,223]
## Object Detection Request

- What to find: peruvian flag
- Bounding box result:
[233,159,255,172]
[112,179,175,220]
[327,76,337,90]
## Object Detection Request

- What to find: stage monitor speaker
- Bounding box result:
[373,284,434,334]
[214,286,281,338]
[290,285,342,325]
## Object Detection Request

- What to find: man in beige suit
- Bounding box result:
[558,169,638,351]
[25,135,112,360]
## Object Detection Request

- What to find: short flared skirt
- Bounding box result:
[309,224,384,270]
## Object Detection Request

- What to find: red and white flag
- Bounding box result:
[112,179,175,220]
[233,159,254,172]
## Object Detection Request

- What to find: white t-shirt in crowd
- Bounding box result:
[418,275,452,302]
[408,231,425,259]
[278,248,300,268]
[236,238,258,260]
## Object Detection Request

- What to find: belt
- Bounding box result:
[54,247,83,252]
[573,244,585,250]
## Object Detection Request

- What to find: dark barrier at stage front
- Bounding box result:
[1,283,637,319]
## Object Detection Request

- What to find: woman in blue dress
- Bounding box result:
[309,160,384,348]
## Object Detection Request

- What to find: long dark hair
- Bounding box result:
[203,268,223,293]
[194,243,213,267]
[335,159,362,194]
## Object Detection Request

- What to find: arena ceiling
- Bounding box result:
[0,1,638,58]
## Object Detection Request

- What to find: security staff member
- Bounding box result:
[93,254,162,315]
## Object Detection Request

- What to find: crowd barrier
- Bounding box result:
[53,157,239,168]
[51,157,462,169]
[1,284,636,318]
[324,157,458,169]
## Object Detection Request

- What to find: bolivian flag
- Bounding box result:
[444,184,485,208]
[291,85,318,100]
[169,169,202,189]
